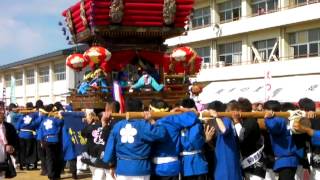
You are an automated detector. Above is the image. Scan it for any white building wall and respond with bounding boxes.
[166,3,320,46]
[0,57,75,106]
[25,85,36,97]
[197,57,320,82]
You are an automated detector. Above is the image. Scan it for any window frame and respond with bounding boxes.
[218,0,241,23]
[4,74,11,87]
[26,69,35,85]
[38,66,50,83]
[195,46,211,64]
[289,28,320,58]
[251,0,279,16]
[218,41,242,66]
[14,72,23,86]
[191,7,211,29]
[54,63,66,81]
[252,38,278,62]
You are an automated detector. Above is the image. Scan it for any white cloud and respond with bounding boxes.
[0,16,46,54]
[0,0,78,17]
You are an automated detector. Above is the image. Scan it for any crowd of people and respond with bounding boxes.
[0,97,320,180]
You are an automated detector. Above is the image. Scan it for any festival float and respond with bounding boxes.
[61,0,202,110]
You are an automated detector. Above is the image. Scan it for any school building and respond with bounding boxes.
[0,46,87,106]
[165,0,320,103]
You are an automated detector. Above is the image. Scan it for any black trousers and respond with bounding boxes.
[69,159,77,176]
[150,175,179,180]
[19,138,37,166]
[37,141,47,173]
[44,142,61,180]
[278,167,296,180]
[182,174,208,180]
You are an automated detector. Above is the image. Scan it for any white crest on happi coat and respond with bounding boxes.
[120,124,137,144]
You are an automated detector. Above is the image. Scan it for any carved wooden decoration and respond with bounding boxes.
[66,9,75,36]
[163,0,176,25]
[110,0,124,24]
[80,0,88,28]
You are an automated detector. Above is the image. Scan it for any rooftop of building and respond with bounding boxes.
[0,45,88,71]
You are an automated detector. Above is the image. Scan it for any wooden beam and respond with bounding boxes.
[111,111,307,120]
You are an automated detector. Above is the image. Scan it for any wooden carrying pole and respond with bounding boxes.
[110,111,307,119]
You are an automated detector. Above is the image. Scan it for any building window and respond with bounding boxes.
[290,0,319,7]
[191,7,211,28]
[195,46,211,63]
[39,66,49,83]
[26,69,34,85]
[218,42,242,66]
[14,72,23,86]
[218,0,241,23]
[251,0,278,16]
[252,38,278,62]
[54,63,66,81]
[4,75,11,87]
[289,28,320,58]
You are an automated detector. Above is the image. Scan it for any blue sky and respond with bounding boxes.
[0,0,79,65]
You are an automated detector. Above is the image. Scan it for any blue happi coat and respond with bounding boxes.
[152,112,198,176]
[38,116,64,143]
[180,120,208,176]
[36,113,46,141]
[312,130,320,146]
[265,116,300,171]
[103,119,167,176]
[61,112,86,161]
[214,117,242,180]
[16,112,41,139]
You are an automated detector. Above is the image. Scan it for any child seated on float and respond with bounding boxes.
[130,70,163,92]
[77,69,108,95]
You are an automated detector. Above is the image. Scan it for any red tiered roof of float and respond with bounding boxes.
[62,0,194,43]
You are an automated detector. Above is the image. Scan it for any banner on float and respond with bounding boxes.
[62,112,87,156]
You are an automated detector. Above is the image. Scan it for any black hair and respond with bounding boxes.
[228,100,237,104]
[105,99,121,113]
[35,100,44,110]
[113,101,120,113]
[125,98,143,112]
[150,99,169,110]
[207,101,226,112]
[226,101,239,112]
[26,102,34,109]
[44,104,54,112]
[54,102,65,111]
[0,101,5,109]
[180,98,196,109]
[105,98,120,112]
[298,98,315,111]
[263,100,281,112]
[281,102,298,111]
[238,98,252,112]
[8,103,17,111]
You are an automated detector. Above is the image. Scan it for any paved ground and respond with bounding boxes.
[13,169,91,180]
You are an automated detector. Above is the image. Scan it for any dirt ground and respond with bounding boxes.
[13,169,91,180]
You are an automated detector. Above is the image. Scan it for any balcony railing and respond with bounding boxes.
[200,54,320,69]
[189,1,320,30]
